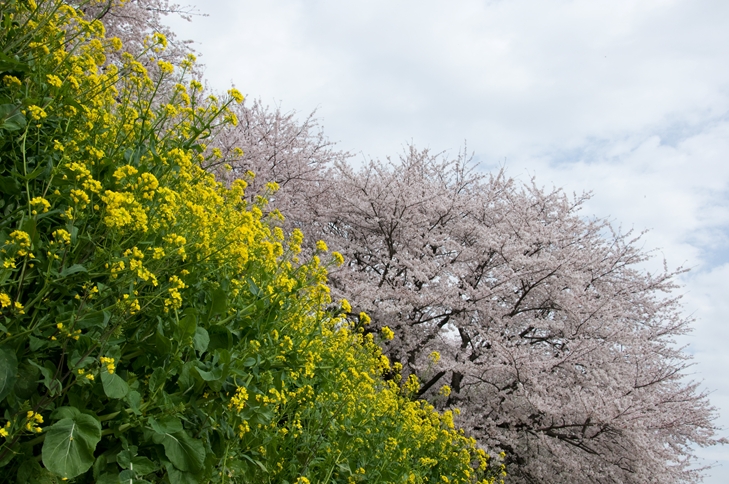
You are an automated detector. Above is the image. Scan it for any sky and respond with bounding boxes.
[167,0,729,479]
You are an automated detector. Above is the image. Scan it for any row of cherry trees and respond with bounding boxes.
[89,1,724,482]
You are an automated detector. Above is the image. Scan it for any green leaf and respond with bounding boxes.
[125,390,142,415]
[29,335,47,352]
[50,407,83,421]
[164,463,199,484]
[178,312,197,337]
[76,310,110,329]
[101,370,129,399]
[158,431,205,472]
[149,415,182,434]
[247,277,261,297]
[96,473,120,484]
[206,326,232,352]
[30,360,61,396]
[60,264,87,277]
[195,366,222,382]
[0,175,21,197]
[0,104,26,132]
[152,329,171,355]
[129,457,157,476]
[193,327,209,353]
[148,367,166,393]
[14,360,40,400]
[41,410,102,479]
[0,345,18,403]
[208,288,227,316]
[16,459,59,484]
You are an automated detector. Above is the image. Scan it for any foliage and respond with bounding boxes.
[0,2,504,483]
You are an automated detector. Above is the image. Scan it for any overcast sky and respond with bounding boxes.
[168,1,729,479]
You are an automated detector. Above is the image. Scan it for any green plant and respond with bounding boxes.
[0,2,504,482]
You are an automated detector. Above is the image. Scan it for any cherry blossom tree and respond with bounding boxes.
[206,99,350,226]
[316,147,723,483]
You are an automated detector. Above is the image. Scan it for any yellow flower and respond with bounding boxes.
[100,356,116,374]
[316,240,328,252]
[360,312,372,326]
[229,386,249,412]
[152,32,168,48]
[0,293,11,308]
[227,88,245,104]
[332,251,345,266]
[2,75,21,88]
[25,412,43,433]
[157,60,174,75]
[70,189,90,208]
[26,105,47,121]
[381,326,394,340]
[429,351,441,363]
[29,197,50,214]
[52,229,71,245]
[46,74,62,88]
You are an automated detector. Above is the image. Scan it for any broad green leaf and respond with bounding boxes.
[247,277,261,297]
[41,411,101,479]
[125,390,142,415]
[130,457,157,476]
[206,326,232,352]
[0,104,26,132]
[16,459,58,484]
[165,463,199,484]
[29,335,48,352]
[14,360,40,400]
[96,473,120,484]
[152,330,171,355]
[30,360,61,396]
[116,448,136,469]
[159,430,205,472]
[101,370,129,399]
[193,327,209,353]
[0,346,18,402]
[60,264,86,277]
[208,288,227,316]
[51,406,83,421]
[149,415,183,435]
[76,310,111,329]
[178,312,197,337]
[130,457,158,476]
[195,366,222,382]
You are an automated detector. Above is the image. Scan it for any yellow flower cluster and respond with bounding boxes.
[165,275,186,311]
[100,357,116,374]
[229,386,249,413]
[0,421,11,438]
[25,411,43,433]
